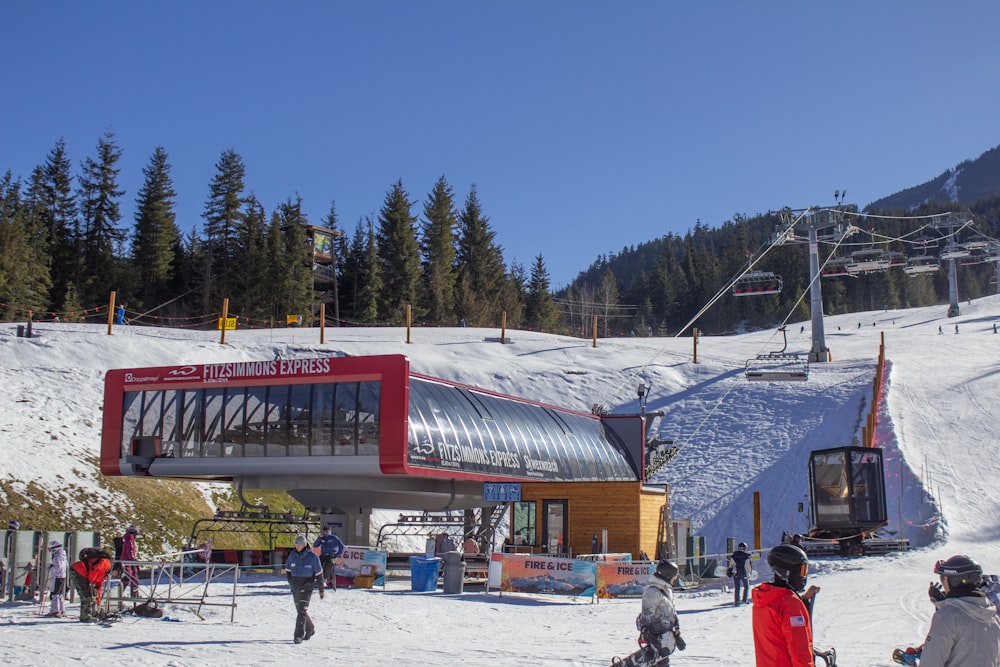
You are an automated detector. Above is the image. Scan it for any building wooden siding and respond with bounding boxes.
[519,481,668,559]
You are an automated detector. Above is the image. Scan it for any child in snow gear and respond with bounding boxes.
[70,548,112,623]
[285,534,324,644]
[313,526,346,591]
[45,541,67,617]
[119,524,140,598]
[915,555,1000,667]
[728,542,752,606]
[751,544,820,667]
[611,560,685,667]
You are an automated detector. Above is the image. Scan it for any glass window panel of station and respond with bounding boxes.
[222,388,248,457]
[412,380,461,453]
[202,388,225,457]
[287,384,313,456]
[357,381,381,455]
[851,450,885,524]
[120,391,143,459]
[334,382,359,455]
[506,400,558,475]
[265,385,290,456]
[179,390,203,457]
[311,383,334,456]
[244,387,268,453]
[158,390,182,458]
[428,382,480,452]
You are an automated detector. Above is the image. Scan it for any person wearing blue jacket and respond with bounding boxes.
[284,535,324,644]
[313,526,346,591]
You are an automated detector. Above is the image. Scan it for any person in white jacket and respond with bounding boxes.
[613,560,686,667]
[919,555,1000,667]
[45,540,67,617]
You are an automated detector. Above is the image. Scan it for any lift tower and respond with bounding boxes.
[776,203,853,362]
[931,214,972,318]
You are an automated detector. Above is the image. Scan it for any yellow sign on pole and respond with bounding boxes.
[217,317,237,331]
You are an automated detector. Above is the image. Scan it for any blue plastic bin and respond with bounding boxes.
[409,556,442,592]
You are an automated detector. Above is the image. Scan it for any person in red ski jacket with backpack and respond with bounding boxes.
[69,547,112,623]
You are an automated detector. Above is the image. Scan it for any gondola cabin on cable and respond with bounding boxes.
[732,271,782,297]
[801,446,905,557]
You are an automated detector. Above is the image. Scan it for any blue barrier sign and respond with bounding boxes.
[483,482,521,502]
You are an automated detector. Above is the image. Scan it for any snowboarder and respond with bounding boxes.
[751,544,820,666]
[120,524,140,598]
[285,535,323,644]
[313,526,345,592]
[45,540,67,617]
[728,542,752,606]
[611,560,686,667]
[910,555,1000,667]
[69,547,112,623]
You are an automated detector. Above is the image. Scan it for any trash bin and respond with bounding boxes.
[442,551,465,594]
[16,325,24,337]
[409,556,442,592]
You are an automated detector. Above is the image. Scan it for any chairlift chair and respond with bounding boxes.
[846,248,891,274]
[939,243,970,260]
[821,257,852,278]
[744,327,809,382]
[733,271,783,297]
[903,255,939,276]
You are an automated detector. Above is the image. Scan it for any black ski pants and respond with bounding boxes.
[288,576,316,640]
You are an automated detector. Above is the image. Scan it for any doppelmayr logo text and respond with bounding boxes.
[124,372,160,383]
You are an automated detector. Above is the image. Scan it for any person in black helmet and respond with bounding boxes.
[917,554,1000,667]
[751,544,817,667]
[728,542,753,606]
[612,560,686,667]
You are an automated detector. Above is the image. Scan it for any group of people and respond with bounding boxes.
[615,542,999,667]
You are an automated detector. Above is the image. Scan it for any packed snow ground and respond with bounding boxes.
[1,295,999,666]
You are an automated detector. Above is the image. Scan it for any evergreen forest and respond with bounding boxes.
[2,135,998,337]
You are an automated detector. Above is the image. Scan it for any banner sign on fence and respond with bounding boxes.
[335,548,387,587]
[496,553,596,598]
[596,560,654,599]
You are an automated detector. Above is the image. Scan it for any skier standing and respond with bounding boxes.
[313,526,345,592]
[120,525,140,598]
[728,542,752,606]
[918,555,1000,667]
[751,544,816,666]
[45,540,67,617]
[612,560,686,667]
[285,535,323,644]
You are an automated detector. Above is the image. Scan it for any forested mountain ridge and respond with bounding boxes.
[564,144,1000,337]
[866,144,1000,212]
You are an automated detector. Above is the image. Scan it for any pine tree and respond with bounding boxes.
[419,176,458,324]
[525,254,558,331]
[201,149,247,310]
[358,217,381,324]
[339,219,367,322]
[132,146,180,311]
[375,180,420,323]
[0,172,52,318]
[31,139,78,310]
[455,184,505,326]
[77,130,125,305]
[321,200,345,326]
[232,195,269,320]
[276,196,315,324]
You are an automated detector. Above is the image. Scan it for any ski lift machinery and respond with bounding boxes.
[744,326,809,381]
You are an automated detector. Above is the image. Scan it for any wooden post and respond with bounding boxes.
[693,327,698,364]
[320,303,326,344]
[107,291,116,336]
[406,304,412,344]
[592,314,598,348]
[753,491,761,552]
[501,311,507,344]
[220,298,229,345]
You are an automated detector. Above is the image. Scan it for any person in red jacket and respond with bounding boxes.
[751,544,817,667]
[69,548,112,623]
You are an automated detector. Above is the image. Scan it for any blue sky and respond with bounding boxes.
[2,2,998,288]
